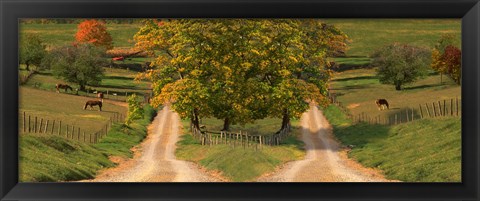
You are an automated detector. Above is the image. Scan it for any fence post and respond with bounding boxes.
[450,98,454,116]
[28,115,31,132]
[51,120,55,134]
[39,118,44,133]
[419,104,423,119]
[456,97,459,116]
[34,116,37,133]
[44,120,49,133]
[72,126,75,138]
[23,112,26,133]
[443,100,446,116]
[58,121,62,135]
[395,114,397,125]
[66,124,69,138]
[438,101,442,116]
[411,108,414,121]
[433,102,437,117]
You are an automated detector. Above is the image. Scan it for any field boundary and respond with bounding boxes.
[20,111,125,143]
[189,124,291,151]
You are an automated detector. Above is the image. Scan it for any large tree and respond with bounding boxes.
[19,33,46,71]
[134,19,341,131]
[372,43,431,90]
[46,44,106,90]
[75,19,113,50]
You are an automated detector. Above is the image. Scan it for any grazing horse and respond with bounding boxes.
[84,100,102,111]
[97,92,104,102]
[56,84,73,93]
[375,99,390,110]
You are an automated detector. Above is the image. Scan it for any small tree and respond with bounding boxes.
[47,44,106,90]
[19,33,46,71]
[431,33,458,84]
[441,45,461,85]
[75,19,113,50]
[372,43,431,90]
[126,94,144,125]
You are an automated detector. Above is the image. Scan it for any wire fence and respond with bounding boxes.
[190,124,291,151]
[329,93,461,126]
[20,111,125,143]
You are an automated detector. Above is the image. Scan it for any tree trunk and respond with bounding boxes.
[280,109,290,131]
[192,108,200,130]
[395,83,402,91]
[222,117,230,131]
[25,63,30,71]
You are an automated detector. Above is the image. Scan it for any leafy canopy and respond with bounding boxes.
[75,19,113,50]
[372,43,431,90]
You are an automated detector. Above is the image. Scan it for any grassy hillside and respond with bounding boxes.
[323,19,461,57]
[322,105,461,182]
[19,87,127,134]
[20,105,156,182]
[330,68,461,123]
[176,118,305,181]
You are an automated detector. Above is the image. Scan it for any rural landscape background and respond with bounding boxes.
[19,19,461,182]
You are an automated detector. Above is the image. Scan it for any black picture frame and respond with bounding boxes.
[1,0,479,200]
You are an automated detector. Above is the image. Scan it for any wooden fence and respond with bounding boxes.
[329,93,461,126]
[21,111,125,143]
[190,124,291,150]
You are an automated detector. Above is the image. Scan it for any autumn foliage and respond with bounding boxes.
[75,19,113,50]
[440,45,461,84]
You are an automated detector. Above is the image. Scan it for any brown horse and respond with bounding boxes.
[84,100,102,111]
[56,83,73,93]
[375,99,390,110]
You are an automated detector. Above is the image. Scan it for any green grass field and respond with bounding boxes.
[330,68,461,123]
[23,67,151,102]
[322,19,461,57]
[20,23,140,48]
[176,118,305,181]
[19,87,127,135]
[322,105,461,182]
[20,105,156,182]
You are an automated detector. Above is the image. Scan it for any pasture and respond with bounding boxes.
[322,19,461,57]
[23,67,151,102]
[176,118,305,181]
[323,105,461,182]
[20,23,140,48]
[329,68,461,123]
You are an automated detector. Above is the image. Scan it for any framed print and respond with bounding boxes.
[1,0,479,200]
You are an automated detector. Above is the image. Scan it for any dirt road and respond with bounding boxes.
[258,105,391,182]
[86,106,218,182]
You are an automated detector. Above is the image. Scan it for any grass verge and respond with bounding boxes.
[322,105,461,182]
[175,119,305,182]
[19,105,156,182]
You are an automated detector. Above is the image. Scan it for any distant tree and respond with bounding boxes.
[431,33,459,84]
[46,44,106,90]
[19,33,46,71]
[441,45,461,85]
[75,19,113,50]
[372,43,431,90]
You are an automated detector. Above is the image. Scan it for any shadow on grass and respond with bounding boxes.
[104,76,134,80]
[404,84,439,91]
[333,76,377,82]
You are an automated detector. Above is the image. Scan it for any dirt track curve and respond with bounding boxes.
[258,105,392,182]
[85,106,219,182]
